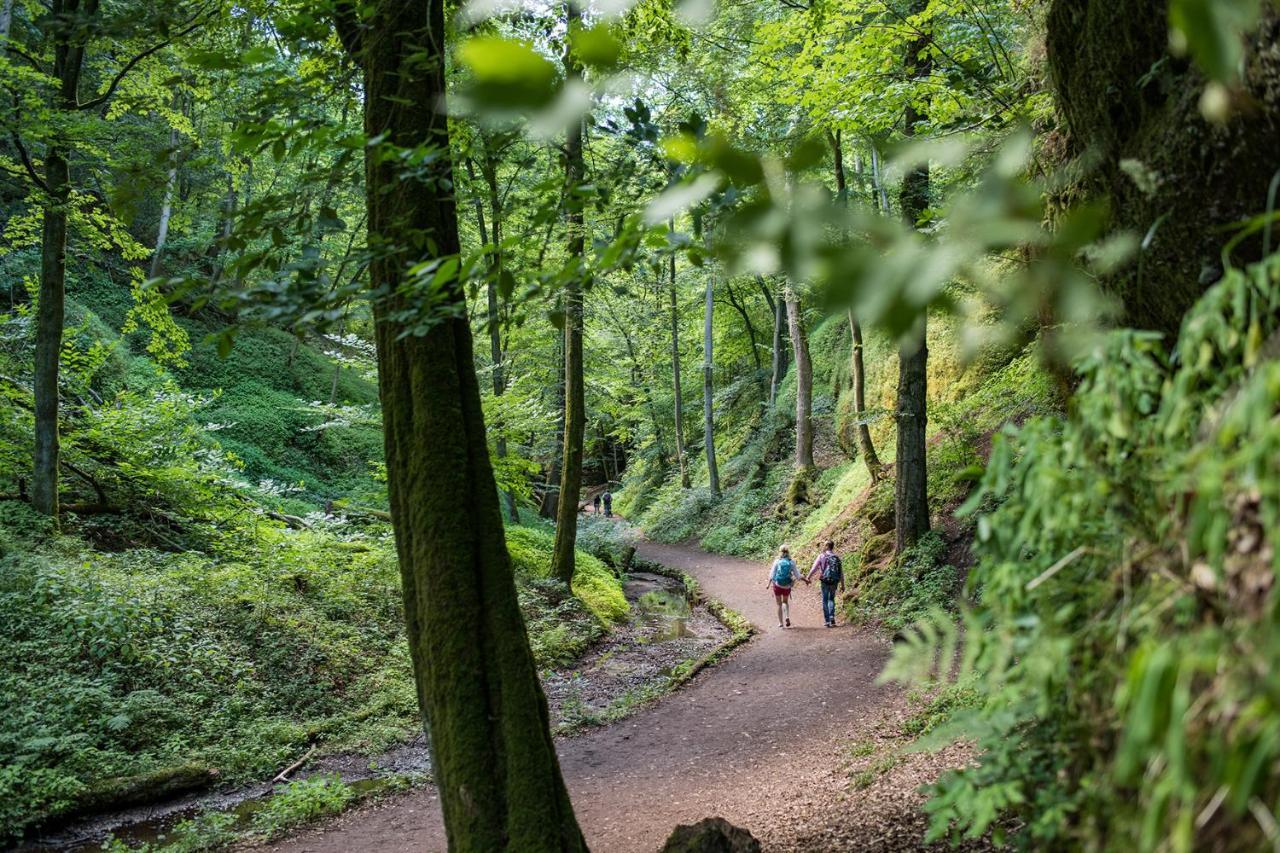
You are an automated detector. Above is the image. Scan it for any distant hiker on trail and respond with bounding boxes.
[766,546,806,628]
[592,493,602,514]
[603,490,613,517]
[805,540,846,628]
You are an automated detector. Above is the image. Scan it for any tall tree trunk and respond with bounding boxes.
[552,0,587,584]
[830,130,883,480]
[33,148,69,517]
[895,0,932,554]
[848,311,882,478]
[703,264,720,497]
[668,233,690,488]
[467,153,520,524]
[723,280,763,379]
[334,3,586,849]
[767,284,788,409]
[871,144,890,214]
[33,0,97,517]
[785,286,814,472]
[540,330,564,518]
[0,0,14,45]
[149,125,180,279]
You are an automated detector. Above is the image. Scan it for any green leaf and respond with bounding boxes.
[457,37,559,111]
[570,24,622,71]
[1169,0,1261,82]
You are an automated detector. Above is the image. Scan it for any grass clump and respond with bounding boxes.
[250,774,355,837]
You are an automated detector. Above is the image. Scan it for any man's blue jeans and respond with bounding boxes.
[821,582,838,625]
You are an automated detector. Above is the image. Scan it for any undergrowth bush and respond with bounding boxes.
[847,531,958,631]
[505,524,629,624]
[885,254,1280,850]
[0,512,627,841]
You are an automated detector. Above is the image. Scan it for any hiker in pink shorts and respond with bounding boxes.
[765,546,806,628]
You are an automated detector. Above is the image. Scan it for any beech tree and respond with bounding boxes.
[333,1,586,847]
[552,0,588,584]
[894,0,932,553]
[785,285,814,473]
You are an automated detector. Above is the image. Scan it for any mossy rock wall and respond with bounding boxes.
[1047,0,1280,333]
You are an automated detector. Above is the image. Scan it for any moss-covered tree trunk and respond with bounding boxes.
[894,0,932,554]
[552,0,587,584]
[703,263,720,497]
[335,3,587,848]
[1046,0,1280,332]
[766,282,788,408]
[32,0,96,517]
[830,129,883,481]
[785,286,814,472]
[669,233,690,488]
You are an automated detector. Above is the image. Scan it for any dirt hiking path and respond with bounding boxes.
[265,539,965,852]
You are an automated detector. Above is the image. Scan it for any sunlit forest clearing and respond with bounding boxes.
[2,0,1280,850]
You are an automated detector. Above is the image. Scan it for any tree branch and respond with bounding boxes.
[75,6,214,111]
[9,130,49,192]
[332,0,363,58]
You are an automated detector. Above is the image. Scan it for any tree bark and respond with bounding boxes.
[785,286,814,471]
[871,144,890,215]
[0,0,13,45]
[552,0,587,584]
[149,125,180,278]
[723,280,763,379]
[829,130,883,480]
[703,264,720,497]
[895,0,932,554]
[669,230,690,488]
[32,0,98,517]
[335,2,586,848]
[848,311,882,479]
[767,283,788,409]
[33,147,69,517]
[467,152,520,524]
[1047,0,1280,332]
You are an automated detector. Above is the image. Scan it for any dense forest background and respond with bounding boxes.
[2,0,1280,849]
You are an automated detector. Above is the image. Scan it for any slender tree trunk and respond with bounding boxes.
[552,0,587,584]
[848,311,882,478]
[149,126,180,278]
[703,264,720,497]
[871,144,890,214]
[1,0,14,45]
[328,316,345,405]
[209,173,235,287]
[669,233,690,488]
[467,154,520,524]
[33,0,97,517]
[485,154,520,525]
[540,330,564,518]
[33,148,69,517]
[334,3,586,848]
[724,280,763,378]
[785,286,814,471]
[768,289,787,409]
[895,0,932,554]
[830,130,883,480]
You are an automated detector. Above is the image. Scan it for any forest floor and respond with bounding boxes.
[257,536,983,852]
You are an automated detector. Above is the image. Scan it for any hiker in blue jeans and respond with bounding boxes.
[805,541,846,627]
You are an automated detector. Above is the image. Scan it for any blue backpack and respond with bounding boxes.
[772,558,795,587]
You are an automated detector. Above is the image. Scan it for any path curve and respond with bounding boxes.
[265,539,899,853]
